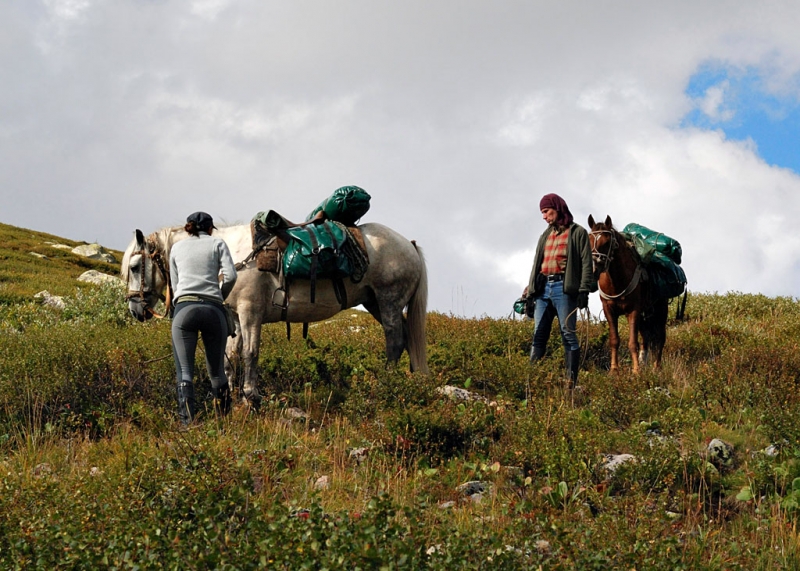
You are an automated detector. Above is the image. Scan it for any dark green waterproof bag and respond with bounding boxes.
[282,221,352,280]
[306,186,371,226]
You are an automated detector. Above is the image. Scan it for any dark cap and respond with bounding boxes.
[186,211,216,231]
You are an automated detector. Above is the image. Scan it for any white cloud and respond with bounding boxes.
[696,80,735,121]
[190,0,233,21]
[3,1,800,317]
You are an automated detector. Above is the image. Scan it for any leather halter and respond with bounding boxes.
[125,234,173,319]
[590,228,642,301]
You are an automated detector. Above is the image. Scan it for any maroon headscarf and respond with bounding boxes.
[539,193,574,227]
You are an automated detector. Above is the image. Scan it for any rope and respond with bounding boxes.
[339,223,369,283]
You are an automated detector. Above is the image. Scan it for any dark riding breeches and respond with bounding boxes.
[171,301,228,390]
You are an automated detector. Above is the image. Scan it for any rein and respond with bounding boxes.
[591,228,643,301]
[126,233,173,319]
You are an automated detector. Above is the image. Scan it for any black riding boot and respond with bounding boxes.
[177,381,196,425]
[565,349,580,389]
[530,345,547,363]
[212,383,232,418]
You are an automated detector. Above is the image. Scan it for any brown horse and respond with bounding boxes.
[588,215,668,373]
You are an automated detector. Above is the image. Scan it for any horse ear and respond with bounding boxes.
[588,215,595,228]
[135,229,145,246]
[604,215,612,228]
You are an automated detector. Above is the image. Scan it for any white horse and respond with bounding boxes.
[121,222,429,404]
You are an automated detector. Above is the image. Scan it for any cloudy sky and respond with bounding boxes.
[2,0,800,317]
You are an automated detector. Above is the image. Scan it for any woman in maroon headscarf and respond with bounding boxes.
[522,193,595,388]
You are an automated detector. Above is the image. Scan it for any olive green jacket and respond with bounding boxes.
[527,222,596,297]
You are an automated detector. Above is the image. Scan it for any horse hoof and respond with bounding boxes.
[243,390,263,410]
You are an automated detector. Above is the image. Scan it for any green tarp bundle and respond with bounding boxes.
[282,220,352,280]
[306,186,371,226]
[622,223,686,300]
[622,223,682,264]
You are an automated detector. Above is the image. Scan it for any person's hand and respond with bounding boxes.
[522,287,529,298]
[576,291,589,309]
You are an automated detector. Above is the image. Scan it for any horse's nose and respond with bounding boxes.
[128,301,147,322]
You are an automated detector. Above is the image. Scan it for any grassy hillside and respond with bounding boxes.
[0,222,123,304]
[1,221,800,569]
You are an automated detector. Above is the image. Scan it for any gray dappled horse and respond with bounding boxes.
[122,222,429,405]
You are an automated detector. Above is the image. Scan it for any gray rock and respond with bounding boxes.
[437,385,489,403]
[600,453,637,477]
[283,407,308,421]
[72,243,117,263]
[77,270,124,286]
[34,290,65,309]
[349,447,370,464]
[30,252,49,260]
[314,475,330,490]
[456,480,488,496]
[707,439,734,468]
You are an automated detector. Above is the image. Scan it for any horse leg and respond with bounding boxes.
[224,320,242,393]
[604,306,621,372]
[628,311,641,374]
[236,303,264,406]
[383,312,406,367]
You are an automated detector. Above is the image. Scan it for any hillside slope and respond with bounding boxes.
[0,221,123,304]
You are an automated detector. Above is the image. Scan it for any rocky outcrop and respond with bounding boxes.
[71,243,117,263]
[77,270,123,286]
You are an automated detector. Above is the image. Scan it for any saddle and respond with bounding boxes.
[246,209,370,339]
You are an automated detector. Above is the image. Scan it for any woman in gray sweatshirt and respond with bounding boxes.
[169,211,237,425]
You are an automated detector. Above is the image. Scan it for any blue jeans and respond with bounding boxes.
[531,280,579,354]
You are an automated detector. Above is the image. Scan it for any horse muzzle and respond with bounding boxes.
[127,295,156,322]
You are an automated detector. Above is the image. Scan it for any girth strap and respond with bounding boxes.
[303,226,320,304]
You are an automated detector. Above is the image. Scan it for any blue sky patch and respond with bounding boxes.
[682,64,800,173]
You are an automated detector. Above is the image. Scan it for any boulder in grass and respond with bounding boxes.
[77,270,123,286]
[34,290,65,309]
[71,243,117,263]
[456,480,488,496]
[600,453,637,478]
[437,385,490,404]
[707,438,734,469]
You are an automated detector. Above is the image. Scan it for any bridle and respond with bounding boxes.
[590,228,617,275]
[125,233,173,319]
[590,227,642,300]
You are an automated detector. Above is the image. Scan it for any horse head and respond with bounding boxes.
[588,214,617,279]
[122,229,171,321]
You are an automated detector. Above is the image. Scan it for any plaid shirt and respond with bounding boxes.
[540,227,570,276]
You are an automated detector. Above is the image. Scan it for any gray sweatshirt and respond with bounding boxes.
[169,232,237,303]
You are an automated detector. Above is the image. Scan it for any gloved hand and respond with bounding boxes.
[576,291,589,309]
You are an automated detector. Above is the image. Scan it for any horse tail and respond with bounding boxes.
[407,241,429,374]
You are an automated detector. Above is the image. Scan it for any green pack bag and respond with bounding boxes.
[282,221,352,280]
[306,186,371,226]
[647,252,687,299]
[622,223,682,265]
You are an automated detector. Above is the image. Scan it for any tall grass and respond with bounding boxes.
[2,255,800,568]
